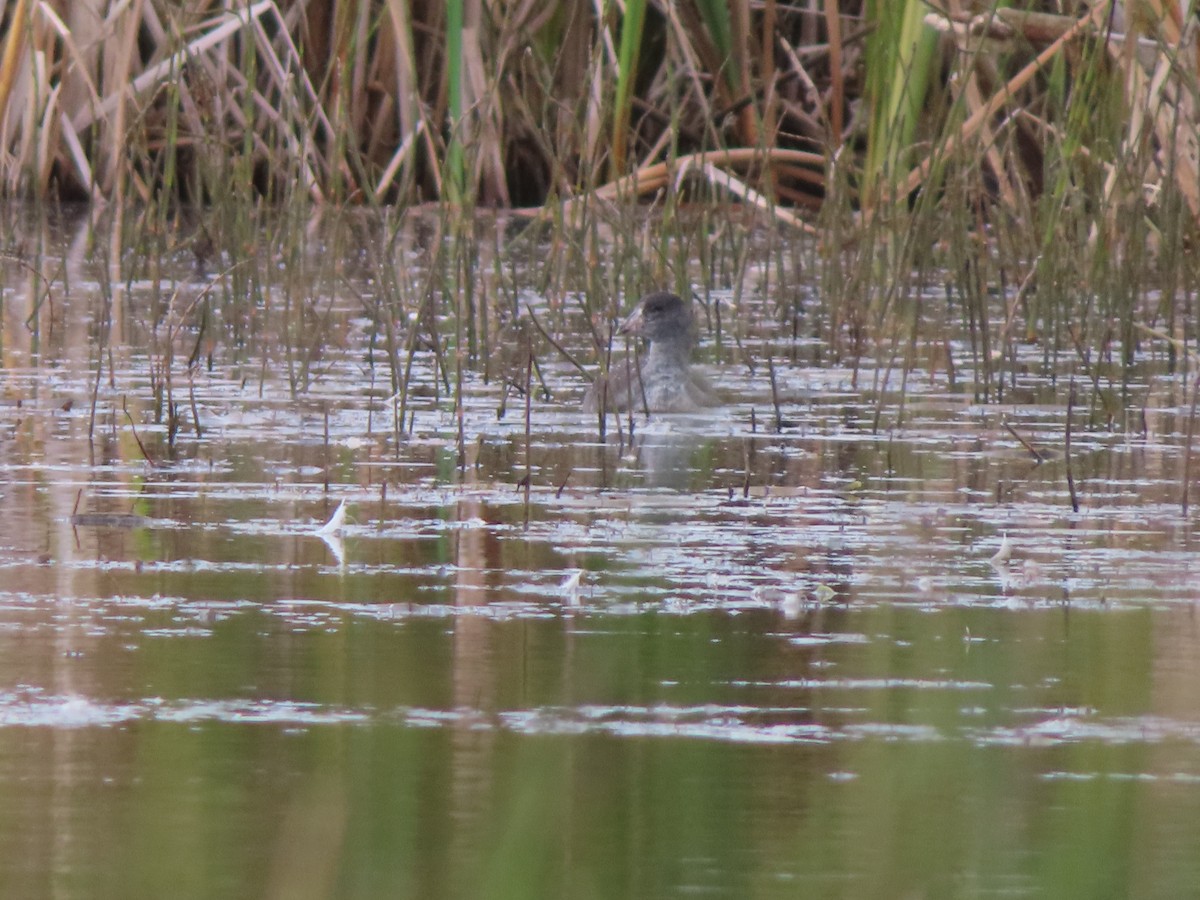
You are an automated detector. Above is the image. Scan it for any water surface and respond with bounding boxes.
[2,209,1199,898]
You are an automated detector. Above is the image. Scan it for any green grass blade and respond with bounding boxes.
[611,0,647,177]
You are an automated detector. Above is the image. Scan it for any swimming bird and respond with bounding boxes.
[582,291,720,414]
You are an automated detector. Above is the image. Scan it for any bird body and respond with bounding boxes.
[582,292,720,414]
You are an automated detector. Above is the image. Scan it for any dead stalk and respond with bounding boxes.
[122,397,156,466]
[1065,377,1079,513]
[1003,419,1045,463]
[523,350,533,527]
[1184,374,1199,516]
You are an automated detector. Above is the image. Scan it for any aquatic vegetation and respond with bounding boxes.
[2,2,1198,506]
[4,9,1200,896]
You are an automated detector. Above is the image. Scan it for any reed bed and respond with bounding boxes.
[3,0,1200,459]
[0,3,1189,220]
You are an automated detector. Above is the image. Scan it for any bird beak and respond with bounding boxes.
[617,305,644,337]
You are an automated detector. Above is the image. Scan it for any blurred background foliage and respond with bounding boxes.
[0,0,1193,229]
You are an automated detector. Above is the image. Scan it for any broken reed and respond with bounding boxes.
[6,2,1200,487]
[0,0,833,206]
[33,175,1200,477]
[3,2,1199,253]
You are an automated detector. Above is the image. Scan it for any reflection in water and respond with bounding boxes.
[628,415,719,490]
[2,209,1200,898]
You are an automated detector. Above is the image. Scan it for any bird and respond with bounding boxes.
[582,291,720,414]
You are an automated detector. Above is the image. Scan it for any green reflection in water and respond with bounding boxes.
[0,606,1196,899]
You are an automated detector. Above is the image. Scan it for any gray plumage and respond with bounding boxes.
[582,292,720,414]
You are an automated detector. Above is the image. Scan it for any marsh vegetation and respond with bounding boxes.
[3,2,1200,897]
[4,1,1197,435]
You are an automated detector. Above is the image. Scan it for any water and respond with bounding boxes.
[2,209,1200,898]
